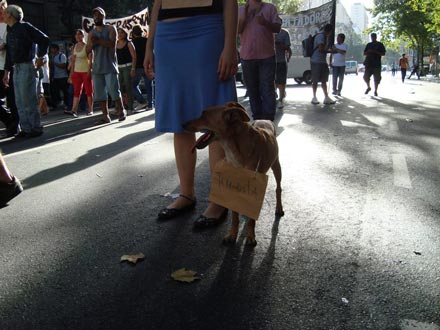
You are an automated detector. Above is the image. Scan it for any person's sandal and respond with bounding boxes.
[193,208,228,229]
[118,110,127,122]
[157,194,196,220]
[64,110,78,118]
[94,117,111,125]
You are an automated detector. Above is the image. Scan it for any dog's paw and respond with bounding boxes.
[244,237,257,247]
[222,234,237,245]
[275,209,285,217]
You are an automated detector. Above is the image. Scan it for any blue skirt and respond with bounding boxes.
[154,14,237,133]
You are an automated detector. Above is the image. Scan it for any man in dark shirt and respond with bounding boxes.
[2,5,49,137]
[131,24,153,111]
[363,32,386,97]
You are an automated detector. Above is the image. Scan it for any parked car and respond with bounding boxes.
[345,60,358,75]
[236,62,244,84]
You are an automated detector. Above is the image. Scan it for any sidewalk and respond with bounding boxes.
[418,74,440,83]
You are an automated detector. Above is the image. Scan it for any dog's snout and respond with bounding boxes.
[183,120,198,132]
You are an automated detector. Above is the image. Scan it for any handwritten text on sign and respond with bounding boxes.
[209,161,268,219]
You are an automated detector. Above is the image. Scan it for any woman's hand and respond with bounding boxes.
[144,49,155,80]
[218,46,238,81]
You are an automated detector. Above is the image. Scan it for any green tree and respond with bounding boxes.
[372,0,438,73]
[237,0,301,15]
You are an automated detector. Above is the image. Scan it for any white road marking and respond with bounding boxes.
[400,319,440,330]
[392,154,412,189]
[3,139,72,159]
[389,120,399,132]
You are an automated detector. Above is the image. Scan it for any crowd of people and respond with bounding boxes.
[0,4,155,138]
[0,0,396,228]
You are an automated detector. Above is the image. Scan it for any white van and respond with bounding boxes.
[287,56,312,84]
[345,61,358,75]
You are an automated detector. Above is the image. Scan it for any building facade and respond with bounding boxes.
[10,0,72,41]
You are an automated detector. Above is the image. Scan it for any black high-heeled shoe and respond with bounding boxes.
[157,194,196,220]
[193,208,228,229]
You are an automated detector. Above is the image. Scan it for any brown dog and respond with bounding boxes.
[183,102,284,246]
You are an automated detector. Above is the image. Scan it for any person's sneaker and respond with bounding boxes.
[14,131,28,138]
[374,91,378,96]
[0,176,23,206]
[277,100,284,108]
[365,87,371,94]
[311,97,319,104]
[323,96,336,104]
[134,103,147,111]
[27,130,43,138]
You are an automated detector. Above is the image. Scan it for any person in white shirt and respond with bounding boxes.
[329,33,347,96]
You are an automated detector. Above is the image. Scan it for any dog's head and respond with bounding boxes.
[183,101,250,151]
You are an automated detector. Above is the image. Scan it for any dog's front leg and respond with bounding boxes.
[223,211,239,245]
[271,158,284,216]
[244,219,257,246]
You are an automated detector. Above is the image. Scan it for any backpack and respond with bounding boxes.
[59,53,70,74]
[302,34,318,57]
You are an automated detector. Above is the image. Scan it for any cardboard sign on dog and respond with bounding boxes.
[209,161,268,219]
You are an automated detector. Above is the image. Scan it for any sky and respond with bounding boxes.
[340,0,375,12]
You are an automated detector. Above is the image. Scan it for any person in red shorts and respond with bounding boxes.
[65,29,94,117]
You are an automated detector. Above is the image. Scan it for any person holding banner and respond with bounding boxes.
[310,23,335,105]
[86,7,126,124]
[144,0,238,227]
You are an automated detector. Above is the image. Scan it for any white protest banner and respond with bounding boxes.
[82,8,149,36]
[280,0,336,56]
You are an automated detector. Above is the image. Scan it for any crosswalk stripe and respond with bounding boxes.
[392,154,412,189]
[400,319,440,330]
[389,120,399,132]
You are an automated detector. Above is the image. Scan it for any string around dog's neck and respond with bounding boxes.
[248,122,261,173]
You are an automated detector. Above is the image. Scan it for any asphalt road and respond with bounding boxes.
[0,73,439,330]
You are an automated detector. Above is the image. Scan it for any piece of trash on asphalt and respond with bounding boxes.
[413,251,422,255]
[161,192,180,199]
[138,174,144,177]
[405,118,413,122]
[372,136,380,139]
[341,298,349,304]
[171,268,200,283]
[96,173,103,178]
[120,253,145,264]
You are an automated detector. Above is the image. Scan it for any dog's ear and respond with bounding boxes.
[223,106,251,123]
[225,101,246,112]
